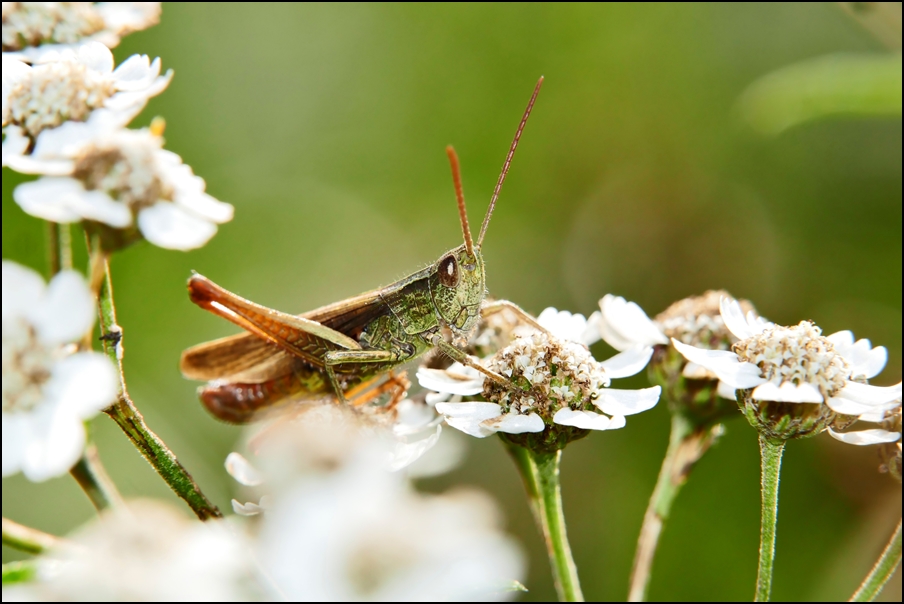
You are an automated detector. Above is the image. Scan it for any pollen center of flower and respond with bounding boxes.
[733,321,850,399]
[2,320,55,413]
[74,140,172,211]
[6,59,115,138]
[483,331,609,419]
[2,2,105,51]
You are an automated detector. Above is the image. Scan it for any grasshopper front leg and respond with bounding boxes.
[430,335,514,389]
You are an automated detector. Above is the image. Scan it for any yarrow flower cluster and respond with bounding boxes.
[3,32,232,251]
[420,307,660,451]
[2,260,117,481]
[2,2,160,61]
[672,297,902,441]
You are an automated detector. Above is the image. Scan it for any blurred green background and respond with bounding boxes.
[3,3,901,601]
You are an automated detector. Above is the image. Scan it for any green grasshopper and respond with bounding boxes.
[181,77,547,423]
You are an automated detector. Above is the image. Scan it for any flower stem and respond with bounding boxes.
[69,441,123,512]
[849,518,902,602]
[88,244,222,520]
[1,518,65,554]
[756,437,785,602]
[628,414,720,601]
[506,443,584,601]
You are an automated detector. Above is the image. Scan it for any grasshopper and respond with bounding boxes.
[181,78,548,423]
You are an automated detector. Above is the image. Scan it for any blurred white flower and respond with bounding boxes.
[421,310,659,438]
[2,260,117,481]
[13,126,233,250]
[672,298,901,415]
[2,41,171,173]
[3,500,258,601]
[257,425,524,601]
[2,2,161,62]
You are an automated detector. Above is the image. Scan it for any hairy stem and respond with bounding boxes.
[850,518,902,602]
[88,244,222,520]
[507,443,584,601]
[628,414,719,601]
[68,441,123,512]
[2,518,66,554]
[756,437,785,602]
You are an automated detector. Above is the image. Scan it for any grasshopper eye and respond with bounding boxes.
[438,254,460,288]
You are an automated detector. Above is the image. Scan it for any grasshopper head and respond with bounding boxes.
[430,244,486,342]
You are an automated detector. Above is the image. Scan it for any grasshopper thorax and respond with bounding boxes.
[429,243,486,343]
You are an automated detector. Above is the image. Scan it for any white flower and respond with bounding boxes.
[595,292,766,400]
[422,330,659,438]
[2,2,161,62]
[258,438,524,601]
[828,403,902,447]
[535,307,601,346]
[2,41,171,173]
[2,260,117,481]
[13,127,233,250]
[4,500,258,601]
[672,297,901,417]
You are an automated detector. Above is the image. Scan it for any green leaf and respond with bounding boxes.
[738,53,902,135]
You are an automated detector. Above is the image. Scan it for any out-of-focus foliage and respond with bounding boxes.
[2,3,900,601]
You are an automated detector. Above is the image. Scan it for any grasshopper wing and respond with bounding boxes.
[183,275,393,378]
[181,331,300,383]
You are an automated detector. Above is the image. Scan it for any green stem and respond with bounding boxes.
[2,561,37,586]
[88,244,222,520]
[46,221,61,276]
[628,414,719,601]
[68,441,123,512]
[1,518,65,554]
[507,443,584,601]
[755,437,785,602]
[850,518,902,602]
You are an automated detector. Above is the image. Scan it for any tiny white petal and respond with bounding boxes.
[22,411,85,482]
[76,42,114,73]
[482,413,544,434]
[175,192,234,224]
[553,408,612,430]
[751,380,823,403]
[827,428,901,446]
[389,424,442,471]
[857,409,888,423]
[597,295,668,351]
[826,395,878,416]
[137,203,218,251]
[671,338,766,389]
[537,308,592,344]
[435,402,502,438]
[44,353,119,418]
[1,126,30,162]
[112,54,155,90]
[417,367,485,396]
[826,330,854,348]
[837,381,902,406]
[716,380,738,400]
[599,346,653,379]
[2,261,46,321]
[232,499,265,516]
[608,414,627,429]
[30,270,95,344]
[13,178,86,223]
[594,386,661,416]
[859,346,888,380]
[682,362,714,379]
[2,412,29,477]
[581,311,603,346]
[225,452,264,487]
[720,297,769,340]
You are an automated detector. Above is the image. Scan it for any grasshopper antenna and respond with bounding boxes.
[476,76,544,248]
[446,145,474,256]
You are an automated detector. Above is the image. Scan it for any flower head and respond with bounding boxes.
[4,500,257,601]
[672,297,901,441]
[421,307,660,452]
[13,126,233,250]
[2,2,161,62]
[2,260,117,481]
[2,41,171,172]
